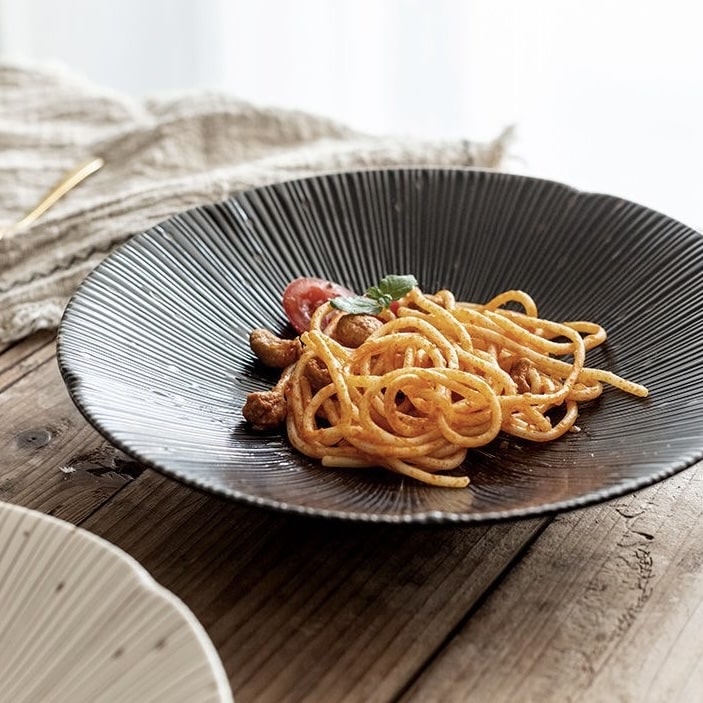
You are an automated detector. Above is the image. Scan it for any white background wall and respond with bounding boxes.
[1,0,702,229]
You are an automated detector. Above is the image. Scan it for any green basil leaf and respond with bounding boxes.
[370,274,417,300]
[366,285,383,301]
[330,274,417,316]
[330,295,384,315]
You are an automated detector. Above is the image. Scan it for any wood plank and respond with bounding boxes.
[78,470,548,703]
[0,353,145,522]
[0,330,55,390]
[401,461,703,703]
[0,341,569,702]
[0,338,552,702]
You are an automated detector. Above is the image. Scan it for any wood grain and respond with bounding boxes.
[401,461,703,703]
[0,331,55,390]
[1,340,550,703]
[78,469,548,703]
[5,339,701,703]
[0,344,144,523]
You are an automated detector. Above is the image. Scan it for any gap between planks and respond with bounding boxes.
[400,462,703,703]
[0,331,57,392]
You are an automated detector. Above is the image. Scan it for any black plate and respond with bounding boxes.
[57,168,703,522]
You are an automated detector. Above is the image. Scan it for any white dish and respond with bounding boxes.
[0,501,233,703]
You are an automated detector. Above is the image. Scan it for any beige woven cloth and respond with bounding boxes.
[0,61,512,343]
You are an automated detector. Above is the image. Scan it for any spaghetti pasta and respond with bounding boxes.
[249,285,648,489]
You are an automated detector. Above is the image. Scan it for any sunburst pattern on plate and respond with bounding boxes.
[57,168,703,522]
[0,502,233,702]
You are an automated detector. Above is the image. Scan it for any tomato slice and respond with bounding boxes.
[282,277,355,333]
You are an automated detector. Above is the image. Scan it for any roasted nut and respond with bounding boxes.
[242,390,287,430]
[304,357,332,390]
[249,328,301,368]
[510,358,536,394]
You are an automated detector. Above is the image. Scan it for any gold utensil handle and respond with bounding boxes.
[0,156,104,240]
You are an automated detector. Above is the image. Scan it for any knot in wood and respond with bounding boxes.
[16,428,53,449]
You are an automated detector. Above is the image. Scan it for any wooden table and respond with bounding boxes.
[3,330,703,703]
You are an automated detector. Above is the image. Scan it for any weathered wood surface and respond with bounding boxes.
[0,338,141,523]
[1,333,702,703]
[402,466,703,703]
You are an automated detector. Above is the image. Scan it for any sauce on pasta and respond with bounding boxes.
[243,281,648,489]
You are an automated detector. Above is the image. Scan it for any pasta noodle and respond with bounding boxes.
[274,287,648,489]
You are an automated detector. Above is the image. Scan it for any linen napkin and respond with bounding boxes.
[0,61,512,343]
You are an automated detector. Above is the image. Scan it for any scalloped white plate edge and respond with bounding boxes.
[0,500,234,703]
